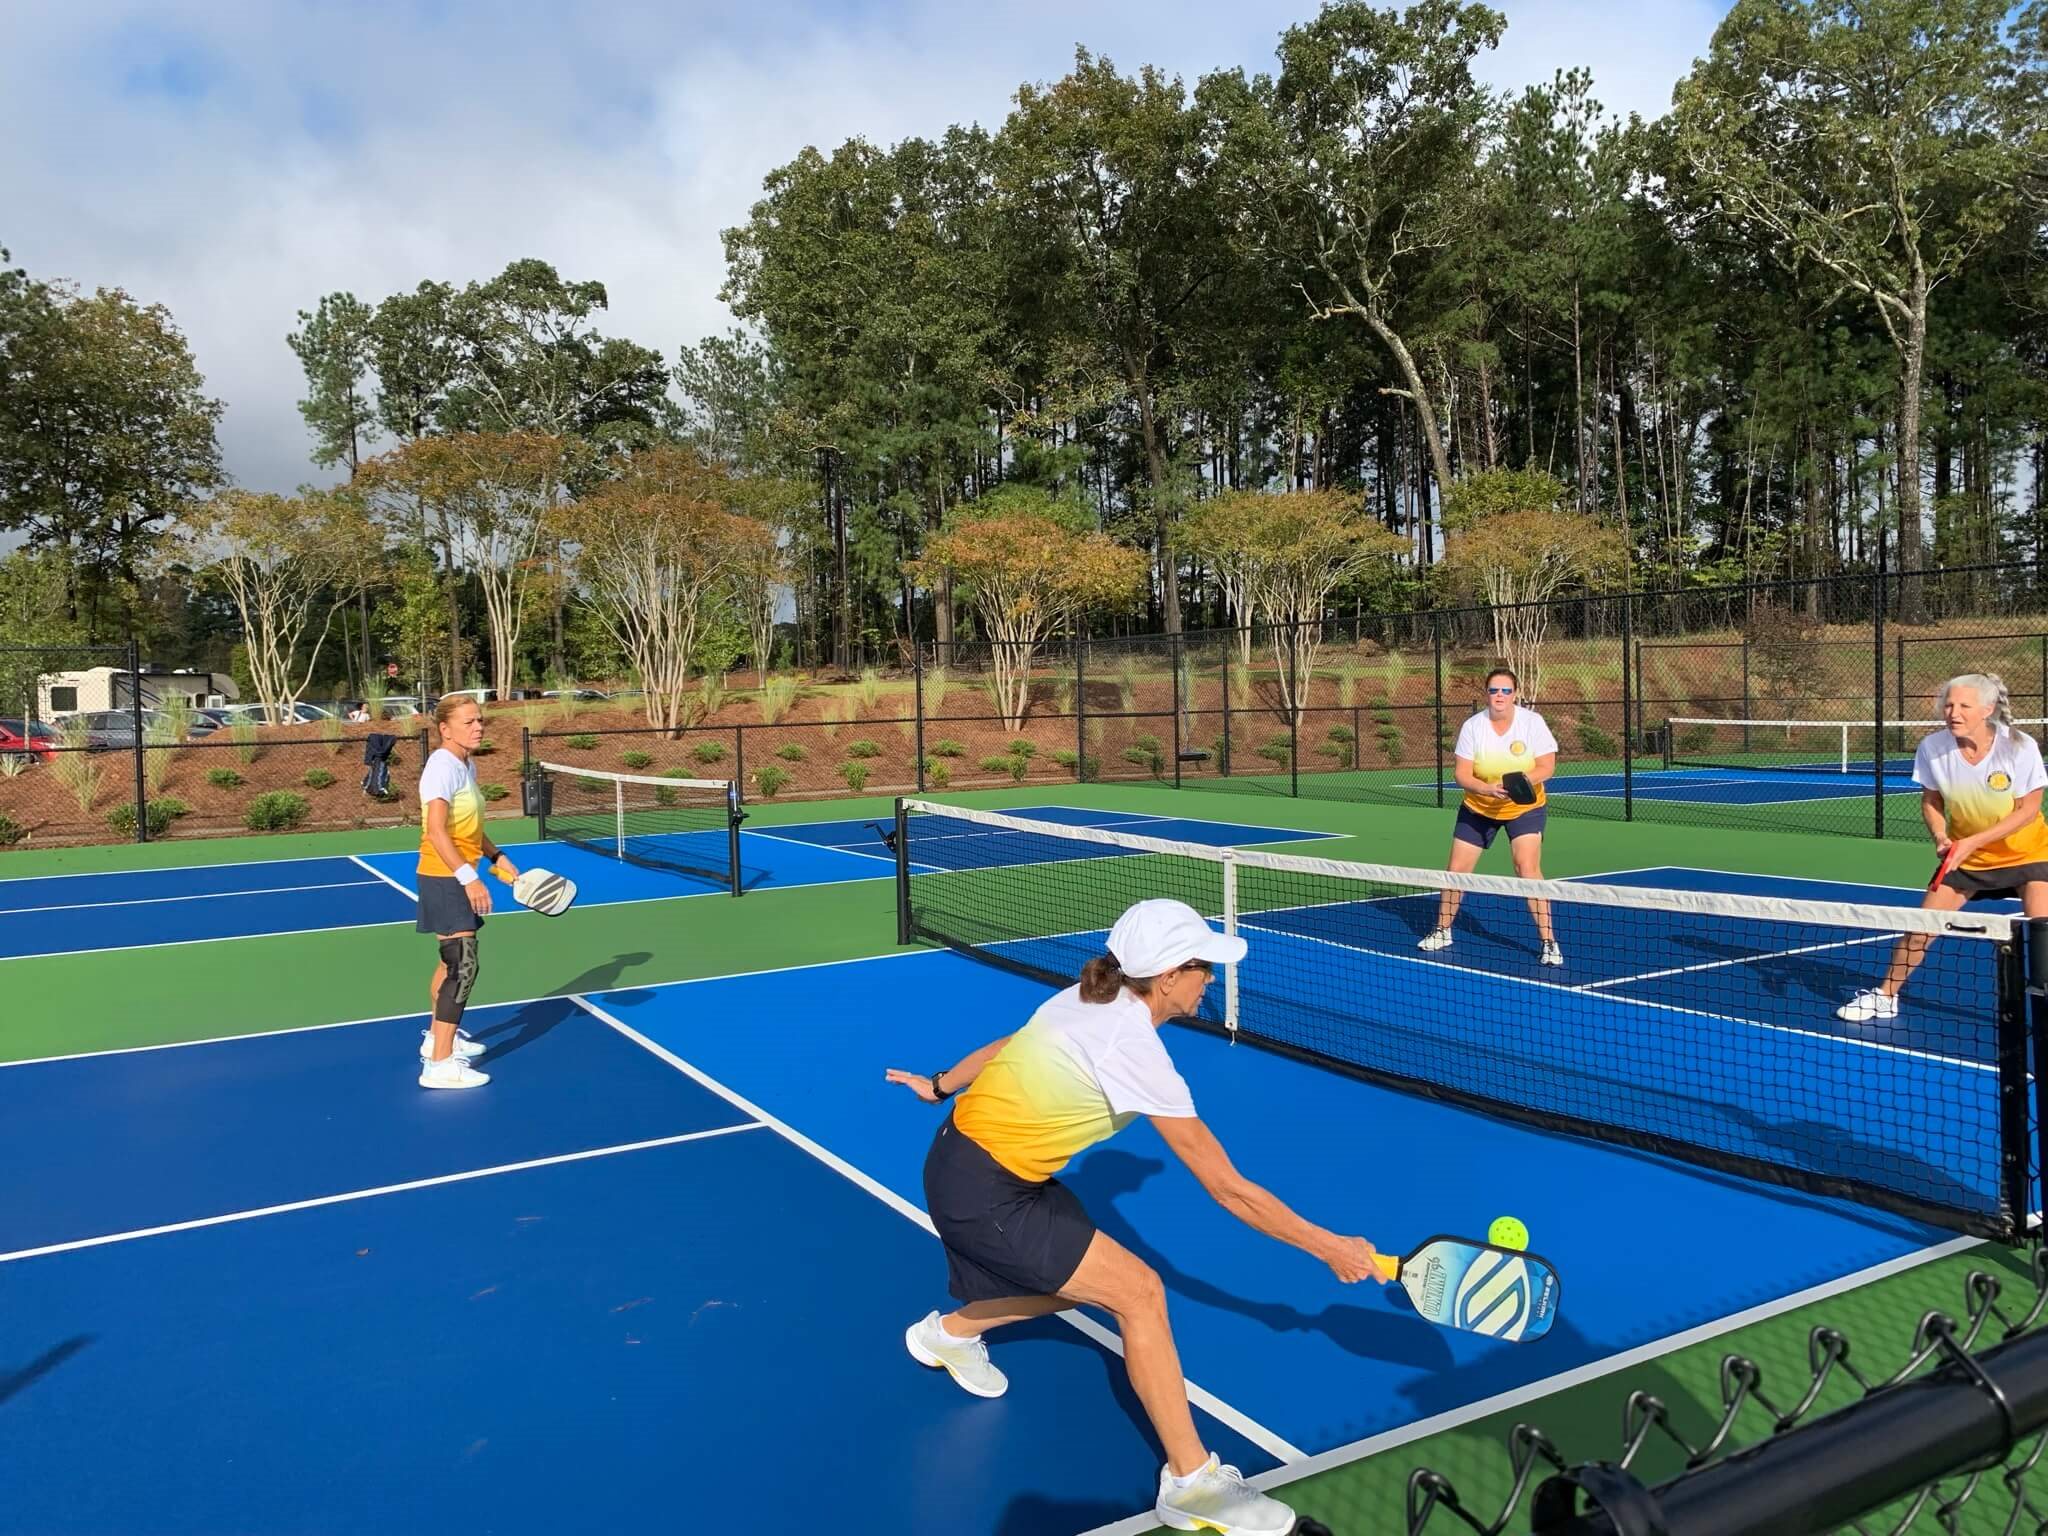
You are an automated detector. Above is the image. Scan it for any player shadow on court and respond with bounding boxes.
[1062,1149,1457,1372]
[0,1335,92,1407]
[472,952,653,1062]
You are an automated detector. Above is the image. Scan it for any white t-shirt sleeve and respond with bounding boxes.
[1453,714,1483,762]
[418,752,464,806]
[1911,734,1942,792]
[2008,732,2048,796]
[1096,1020,1197,1120]
[1522,711,1559,756]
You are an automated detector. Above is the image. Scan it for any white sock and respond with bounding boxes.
[1167,1456,1214,1488]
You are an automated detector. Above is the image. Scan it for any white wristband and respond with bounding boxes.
[454,865,479,887]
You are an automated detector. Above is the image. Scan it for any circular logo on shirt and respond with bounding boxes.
[1509,741,1528,756]
[1990,770,2012,791]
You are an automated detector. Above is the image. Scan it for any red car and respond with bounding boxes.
[0,718,59,764]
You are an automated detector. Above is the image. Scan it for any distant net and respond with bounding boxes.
[534,761,744,896]
[892,799,2038,1239]
[1664,718,2048,777]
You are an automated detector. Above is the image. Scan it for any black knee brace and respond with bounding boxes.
[436,934,480,1025]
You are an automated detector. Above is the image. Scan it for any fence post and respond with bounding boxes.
[1621,589,1634,822]
[128,636,147,843]
[913,650,926,793]
[735,726,746,802]
[1219,637,1232,777]
[1874,531,1888,839]
[1075,637,1088,784]
[1895,632,1906,726]
[1741,632,1752,752]
[1289,621,1300,799]
[1432,611,1446,809]
[1171,635,1184,791]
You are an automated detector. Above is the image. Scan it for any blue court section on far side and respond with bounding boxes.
[0,806,1330,962]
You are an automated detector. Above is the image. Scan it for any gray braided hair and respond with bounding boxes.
[1937,673,2014,730]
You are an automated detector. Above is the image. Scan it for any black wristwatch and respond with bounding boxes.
[930,1068,956,1102]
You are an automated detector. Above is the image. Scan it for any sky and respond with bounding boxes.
[2,0,1727,498]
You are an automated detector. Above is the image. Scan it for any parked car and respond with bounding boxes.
[541,688,610,702]
[62,709,171,750]
[0,718,59,764]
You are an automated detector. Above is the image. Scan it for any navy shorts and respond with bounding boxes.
[923,1117,1096,1303]
[1942,861,2048,902]
[1453,804,1546,850]
[416,873,484,934]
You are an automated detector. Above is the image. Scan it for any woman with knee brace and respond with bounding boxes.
[416,695,518,1090]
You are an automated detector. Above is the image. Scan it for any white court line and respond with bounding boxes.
[742,826,901,867]
[349,854,417,900]
[568,992,1309,1468]
[1578,933,1893,990]
[0,1122,766,1265]
[0,848,387,883]
[0,878,383,917]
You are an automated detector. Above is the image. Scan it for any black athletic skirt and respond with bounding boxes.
[416,873,484,934]
[922,1117,1096,1304]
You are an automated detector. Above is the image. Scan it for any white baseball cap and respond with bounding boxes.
[1106,898,1247,978]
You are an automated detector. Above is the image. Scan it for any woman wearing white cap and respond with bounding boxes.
[886,898,1383,1536]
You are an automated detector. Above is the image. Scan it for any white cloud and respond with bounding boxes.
[3,0,1720,497]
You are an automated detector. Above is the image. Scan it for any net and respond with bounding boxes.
[893,799,2038,1239]
[1665,718,2048,777]
[534,761,745,896]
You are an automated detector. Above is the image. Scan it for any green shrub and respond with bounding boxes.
[302,768,337,789]
[1053,748,1099,779]
[1123,744,1164,775]
[1373,709,1394,727]
[108,798,189,838]
[207,767,244,789]
[1676,724,1714,755]
[690,740,727,764]
[1008,738,1037,760]
[776,743,807,762]
[654,786,677,806]
[1377,725,1405,762]
[1327,724,1356,743]
[245,791,310,831]
[1315,741,1354,769]
[472,740,496,755]
[980,753,1017,775]
[566,733,599,750]
[753,764,791,797]
[621,751,653,770]
[925,759,951,789]
[847,739,881,759]
[480,783,509,802]
[1576,717,1616,757]
[931,739,964,758]
[840,761,870,792]
[1257,740,1291,765]
[0,813,20,845]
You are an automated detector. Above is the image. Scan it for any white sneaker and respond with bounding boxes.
[904,1311,1006,1398]
[1418,927,1453,952]
[418,1054,490,1090]
[1541,941,1563,967]
[419,1029,484,1062]
[1156,1454,1295,1535]
[1837,989,1900,1022]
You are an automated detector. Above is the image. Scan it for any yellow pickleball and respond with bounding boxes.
[1488,1215,1528,1251]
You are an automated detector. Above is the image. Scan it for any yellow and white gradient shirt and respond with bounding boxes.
[416,748,487,877]
[1913,727,2048,870]
[1455,706,1559,821]
[951,985,1197,1183]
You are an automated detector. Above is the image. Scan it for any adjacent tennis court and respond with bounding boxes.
[1,780,2016,1533]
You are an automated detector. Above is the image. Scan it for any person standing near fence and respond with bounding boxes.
[1418,666,1562,965]
[1838,673,2048,1022]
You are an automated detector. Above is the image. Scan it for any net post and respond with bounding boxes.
[913,648,926,793]
[128,636,147,843]
[1221,850,1238,1040]
[2002,921,2044,1238]
[726,782,743,898]
[1432,610,1446,809]
[613,775,625,860]
[894,797,913,945]
[1289,621,1300,799]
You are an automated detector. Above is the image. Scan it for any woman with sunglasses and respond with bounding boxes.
[885,898,1382,1536]
[1418,666,1562,965]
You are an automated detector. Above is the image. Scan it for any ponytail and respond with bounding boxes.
[1078,951,1154,1003]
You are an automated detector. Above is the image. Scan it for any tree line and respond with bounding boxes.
[4,0,2046,723]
